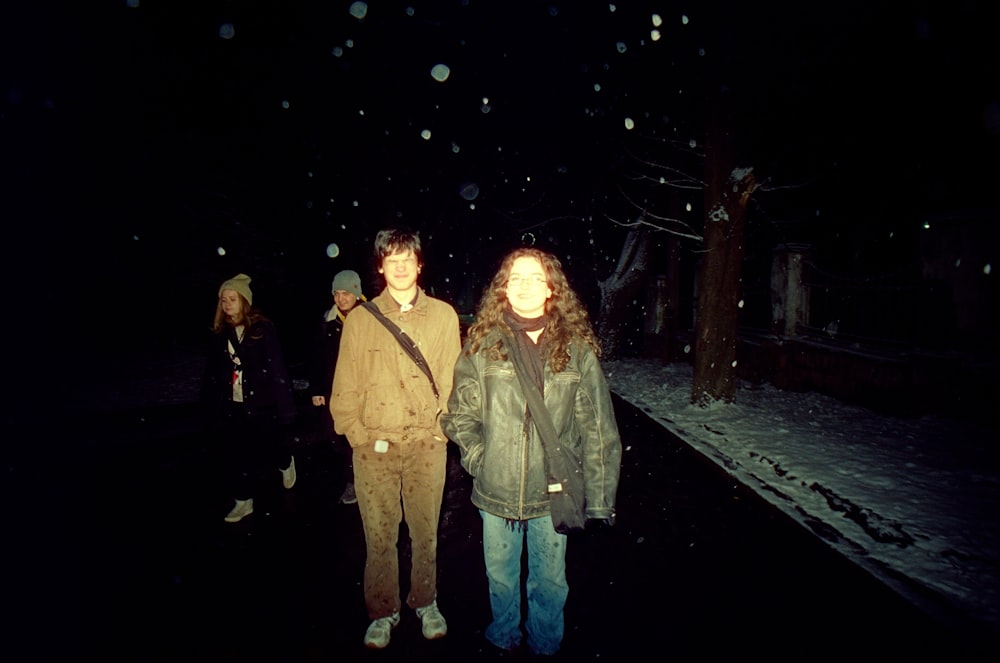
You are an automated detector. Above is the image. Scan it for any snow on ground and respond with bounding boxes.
[602,358,1000,635]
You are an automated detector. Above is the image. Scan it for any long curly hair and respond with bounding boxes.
[465,247,600,372]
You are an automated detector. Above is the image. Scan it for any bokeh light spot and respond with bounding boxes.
[459,182,480,201]
[349,2,368,20]
[430,64,451,82]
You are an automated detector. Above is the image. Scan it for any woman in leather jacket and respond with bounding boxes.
[442,248,622,657]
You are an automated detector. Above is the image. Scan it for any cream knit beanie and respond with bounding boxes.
[219,273,253,305]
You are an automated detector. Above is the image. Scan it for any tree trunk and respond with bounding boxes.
[596,227,652,358]
[691,165,757,406]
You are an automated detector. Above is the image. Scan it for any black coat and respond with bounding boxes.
[309,309,345,401]
[201,318,297,427]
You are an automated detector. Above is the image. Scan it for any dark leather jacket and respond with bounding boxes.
[442,330,621,521]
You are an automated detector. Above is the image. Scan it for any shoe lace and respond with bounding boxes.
[417,602,441,620]
[375,613,398,628]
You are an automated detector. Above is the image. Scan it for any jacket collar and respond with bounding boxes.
[373,287,427,316]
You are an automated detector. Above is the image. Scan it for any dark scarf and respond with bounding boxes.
[503,306,548,394]
[503,306,552,528]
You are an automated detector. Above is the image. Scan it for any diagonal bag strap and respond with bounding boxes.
[507,334,588,535]
[361,301,439,400]
[505,335,564,488]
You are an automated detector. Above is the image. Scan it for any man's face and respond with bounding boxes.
[333,290,358,312]
[378,249,420,292]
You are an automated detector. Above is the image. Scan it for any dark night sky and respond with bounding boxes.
[3,1,998,367]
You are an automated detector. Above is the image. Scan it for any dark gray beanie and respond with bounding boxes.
[332,270,362,297]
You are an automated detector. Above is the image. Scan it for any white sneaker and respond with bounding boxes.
[363,612,400,649]
[415,600,447,640]
[280,456,296,489]
[224,498,253,523]
[338,482,357,505]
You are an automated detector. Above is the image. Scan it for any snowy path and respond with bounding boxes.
[603,358,1000,639]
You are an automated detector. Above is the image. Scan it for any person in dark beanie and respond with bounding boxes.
[200,273,298,523]
[308,269,365,505]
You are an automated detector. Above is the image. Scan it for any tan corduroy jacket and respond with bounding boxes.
[330,287,461,448]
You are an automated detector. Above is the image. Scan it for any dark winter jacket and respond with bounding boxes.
[308,297,367,402]
[309,308,346,402]
[201,318,297,427]
[441,330,622,522]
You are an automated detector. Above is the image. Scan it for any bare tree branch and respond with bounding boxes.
[610,185,704,241]
[605,213,703,242]
[515,215,588,234]
[621,170,704,191]
[623,146,705,188]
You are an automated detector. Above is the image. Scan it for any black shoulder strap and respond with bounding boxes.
[506,337,557,447]
[505,336,562,484]
[361,301,439,400]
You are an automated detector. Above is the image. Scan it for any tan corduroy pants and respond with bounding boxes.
[353,435,447,618]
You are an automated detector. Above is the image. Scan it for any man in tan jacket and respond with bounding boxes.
[330,228,461,650]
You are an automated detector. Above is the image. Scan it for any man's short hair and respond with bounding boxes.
[374,228,422,265]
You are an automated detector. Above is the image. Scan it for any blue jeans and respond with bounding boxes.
[480,510,569,655]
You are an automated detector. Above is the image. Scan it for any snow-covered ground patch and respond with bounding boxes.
[603,358,1000,634]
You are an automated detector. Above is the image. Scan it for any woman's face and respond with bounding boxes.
[505,256,552,319]
[220,289,243,320]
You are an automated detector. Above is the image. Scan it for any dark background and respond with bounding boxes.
[12,390,996,659]
[3,3,999,656]
[4,1,998,385]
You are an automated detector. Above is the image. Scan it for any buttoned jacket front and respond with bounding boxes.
[331,288,461,448]
[442,330,621,522]
[201,319,297,426]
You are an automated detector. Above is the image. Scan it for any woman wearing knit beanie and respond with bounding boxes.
[201,273,299,523]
